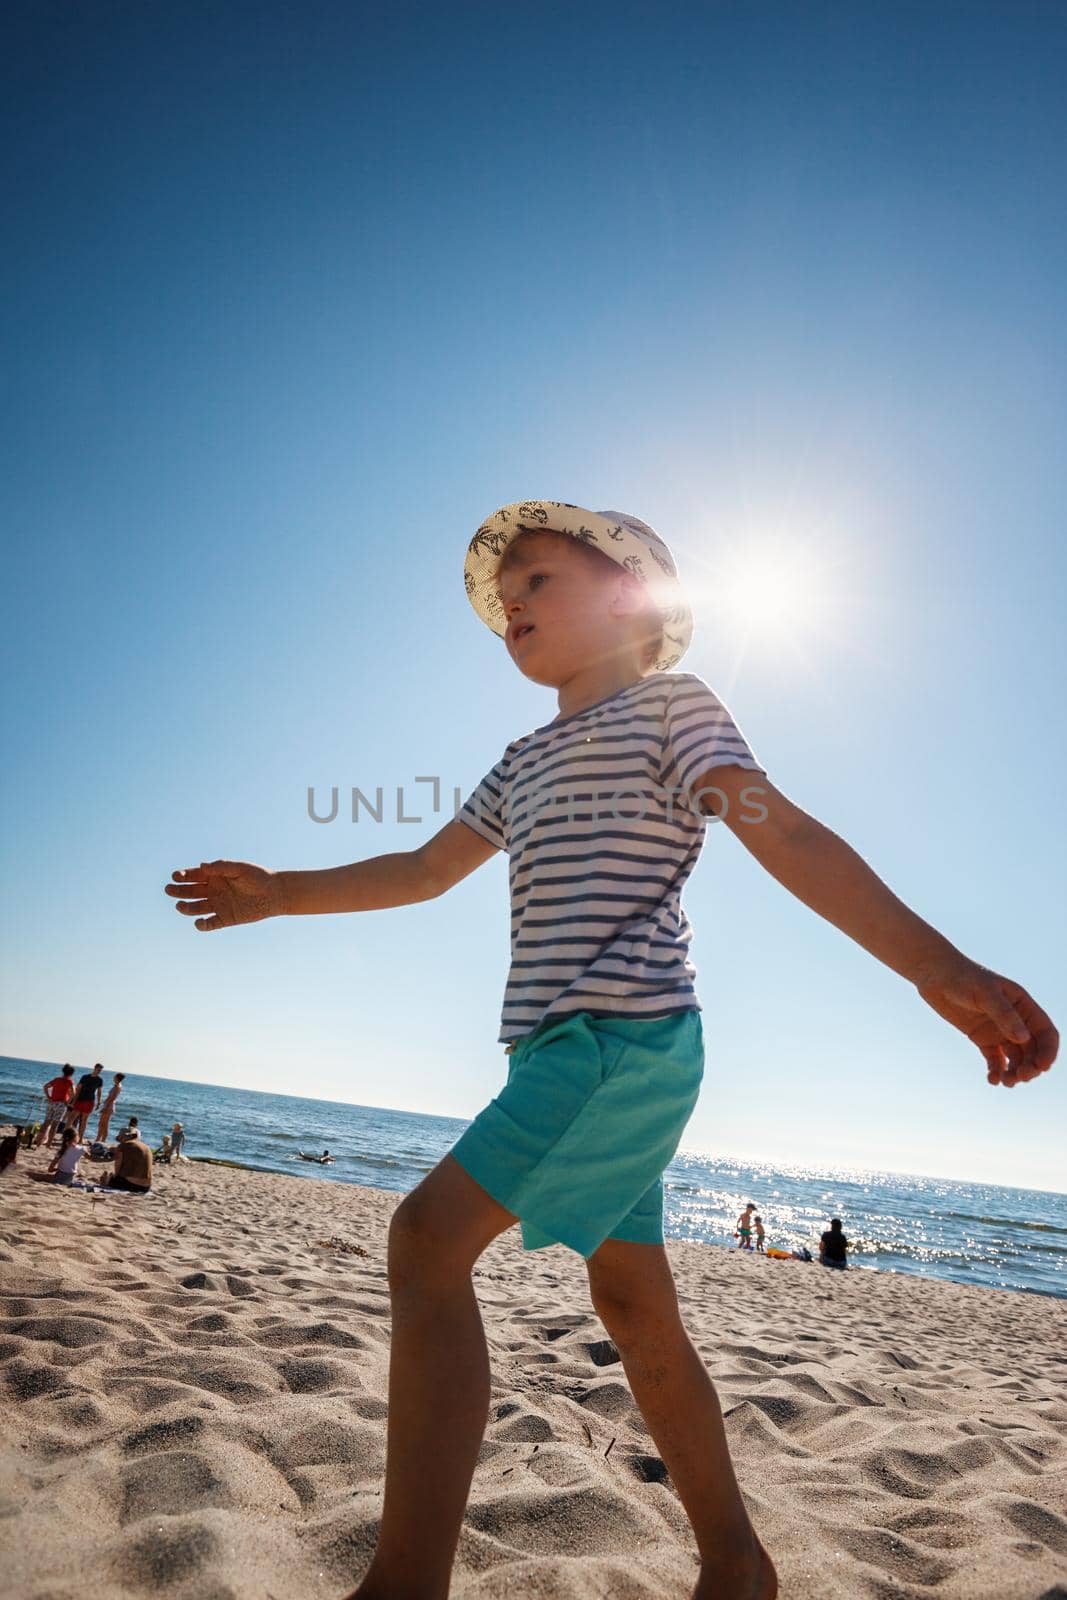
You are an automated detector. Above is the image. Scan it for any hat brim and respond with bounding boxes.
[464,500,693,672]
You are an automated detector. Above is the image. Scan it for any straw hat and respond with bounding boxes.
[464,500,693,672]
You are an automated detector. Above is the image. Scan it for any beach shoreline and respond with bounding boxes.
[2,1148,1065,1599]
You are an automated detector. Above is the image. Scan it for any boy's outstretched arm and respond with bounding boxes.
[702,768,1058,1089]
[164,817,497,932]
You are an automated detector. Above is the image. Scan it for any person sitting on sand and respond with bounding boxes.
[754,1215,766,1253]
[102,1128,153,1193]
[155,1133,172,1161]
[94,1072,126,1143]
[69,1064,105,1142]
[0,1128,23,1174]
[820,1217,849,1270]
[37,1064,76,1148]
[27,1127,87,1186]
[736,1203,756,1249]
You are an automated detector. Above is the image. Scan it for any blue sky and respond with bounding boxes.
[3,1,1064,1191]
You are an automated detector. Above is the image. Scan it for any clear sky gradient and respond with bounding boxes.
[3,2,1065,1190]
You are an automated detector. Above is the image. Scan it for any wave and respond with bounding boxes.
[942,1211,1067,1236]
[848,1239,1067,1270]
[278,1150,430,1173]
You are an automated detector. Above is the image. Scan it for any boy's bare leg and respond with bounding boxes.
[587,1239,777,1600]
[348,1156,517,1600]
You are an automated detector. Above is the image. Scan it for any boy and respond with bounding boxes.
[166,500,1056,1600]
[736,1202,756,1249]
[754,1216,766,1254]
[37,1063,76,1147]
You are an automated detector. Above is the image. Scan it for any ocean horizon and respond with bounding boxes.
[3,1054,1064,1300]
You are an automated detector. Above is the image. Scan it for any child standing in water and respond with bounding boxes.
[736,1202,756,1249]
[167,500,1057,1600]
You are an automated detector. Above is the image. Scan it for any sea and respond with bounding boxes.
[2,1055,1064,1300]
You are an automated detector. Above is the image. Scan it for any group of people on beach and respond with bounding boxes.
[0,1064,189,1196]
[38,1063,124,1144]
[735,1201,849,1268]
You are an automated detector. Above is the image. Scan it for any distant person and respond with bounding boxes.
[37,1065,76,1147]
[0,1128,23,1174]
[820,1218,849,1271]
[95,1072,126,1143]
[70,1064,105,1141]
[104,1128,153,1193]
[155,1134,172,1162]
[754,1215,766,1254]
[28,1127,87,1186]
[735,1203,756,1249]
[170,1122,186,1161]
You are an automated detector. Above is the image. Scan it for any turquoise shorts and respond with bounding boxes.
[449,1009,704,1259]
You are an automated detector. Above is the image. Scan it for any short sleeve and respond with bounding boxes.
[661,674,765,809]
[459,753,509,852]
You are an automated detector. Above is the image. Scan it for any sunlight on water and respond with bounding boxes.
[2,1060,1063,1298]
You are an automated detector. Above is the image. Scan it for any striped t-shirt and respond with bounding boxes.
[459,672,766,1044]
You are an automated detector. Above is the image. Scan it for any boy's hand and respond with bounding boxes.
[914,958,1058,1087]
[164,861,287,932]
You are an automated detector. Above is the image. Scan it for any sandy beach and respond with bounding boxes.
[2,1148,1065,1600]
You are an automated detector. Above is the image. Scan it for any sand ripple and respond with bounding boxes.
[2,1152,1065,1598]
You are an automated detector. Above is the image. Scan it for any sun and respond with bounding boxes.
[724,560,797,628]
[717,547,818,633]
[687,525,852,654]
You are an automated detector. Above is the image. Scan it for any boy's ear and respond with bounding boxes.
[608,569,646,618]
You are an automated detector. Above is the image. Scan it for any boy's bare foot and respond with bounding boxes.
[692,1539,777,1599]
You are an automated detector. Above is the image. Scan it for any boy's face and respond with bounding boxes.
[498,533,643,686]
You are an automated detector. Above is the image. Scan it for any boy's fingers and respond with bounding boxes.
[168,872,209,896]
[985,1041,1042,1088]
[1012,988,1059,1071]
[175,899,212,916]
[170,865,243,883]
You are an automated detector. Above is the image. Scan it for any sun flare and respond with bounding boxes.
[725,561,797,628]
